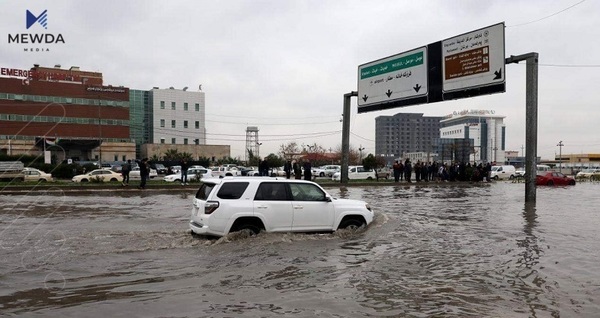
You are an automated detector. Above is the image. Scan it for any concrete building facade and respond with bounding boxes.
[440,109,506,164]
[150,87,206,146]
[0,64,135,163]
[375,113,443,162]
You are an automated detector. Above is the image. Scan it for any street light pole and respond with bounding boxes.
[557,141,563,173]
[358,145,365,164]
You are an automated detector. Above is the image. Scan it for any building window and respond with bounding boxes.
[184,102,188,111]
[171,120,176,128]
[184,120,188,129]
[171,102,176,110]
[160,101,165,109]
[160,138,165,144]
[195,103,200,111]
[184,138,188,145]
[114,155,118,161]
[195,121,199,129]
[122,155,126,161]
[194,139,199,145]
[171,138,176,144]
[160,119,165,127]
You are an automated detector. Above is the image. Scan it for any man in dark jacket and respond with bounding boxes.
[303,160,312,181]
[284,160,292,179]
[138,158,149,189]
[180,159,189,185]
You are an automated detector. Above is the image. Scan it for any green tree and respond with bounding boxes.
[265,153,284,168]
[163,149,180,161]
[197,156,211,168]
[362,153,378,171]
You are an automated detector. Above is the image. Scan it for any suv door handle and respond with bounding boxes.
[256,205,268,209]
[293,205,303,210]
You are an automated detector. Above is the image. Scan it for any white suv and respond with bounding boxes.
[190,177,374,237]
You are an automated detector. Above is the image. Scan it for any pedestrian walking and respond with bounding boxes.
[284,160,292,179]
[392,160,401,182]
[259,159,269,176]
[293,160,302,179]
[121,159,131,186]
[180,159,189,185]
[138,158,149,189]
[303,160,312,181]
[404,158,412,183]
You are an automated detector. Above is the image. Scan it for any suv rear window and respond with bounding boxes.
[195,183,216,200]
[216,182,249,199]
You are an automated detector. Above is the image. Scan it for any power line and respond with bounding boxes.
[205,119,341,126]
[507,0,586,27]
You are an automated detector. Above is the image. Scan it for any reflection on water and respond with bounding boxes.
[1,183,599,317]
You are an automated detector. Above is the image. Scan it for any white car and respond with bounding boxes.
[164,168,213,183]
[314,165,340,177]
[129,166,158,179]
[210,166,242,177]
[331,166,376,181]
[576,168,600,178]
[22,168,54,182]
[72,169,123,183]
[189,177,374,237]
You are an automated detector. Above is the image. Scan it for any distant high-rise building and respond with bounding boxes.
[375,113,443,161]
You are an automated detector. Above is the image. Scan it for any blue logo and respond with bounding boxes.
[26,10,48,29]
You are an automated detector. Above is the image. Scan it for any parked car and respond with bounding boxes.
[536,172,576,186]
[22,168,54,182]
[129,166,158,179]
[164,167,213,183]
[72,169,123,183]
[321,165,341,177]
[515,164,552,178]
[210,166,242,177]
[152,163,168,174]
[169,165,182,174]
[189,177,374,237]
[331,166,376,181]
[490,165,517,180]
[376,167,391,179]
[576,168,600,179]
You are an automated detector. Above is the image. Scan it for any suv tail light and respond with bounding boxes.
[205,201,219,214]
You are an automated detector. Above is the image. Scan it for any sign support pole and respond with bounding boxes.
[341,91,357,184]
[506,53,539,203]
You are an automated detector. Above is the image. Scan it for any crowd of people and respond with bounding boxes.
[392,159,494,183]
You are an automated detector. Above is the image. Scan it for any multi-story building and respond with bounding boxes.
[375,113,443,163]
[0,64,135,163]
[439,109,506,164]
[137,87,230,161]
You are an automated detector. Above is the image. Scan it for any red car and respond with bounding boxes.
[536,172,576,186]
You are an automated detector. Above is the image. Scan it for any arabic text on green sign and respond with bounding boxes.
[360,52,423,80]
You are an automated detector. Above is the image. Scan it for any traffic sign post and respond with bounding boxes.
[357,22,505,113]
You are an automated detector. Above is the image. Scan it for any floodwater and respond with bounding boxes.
[0,182,599,317]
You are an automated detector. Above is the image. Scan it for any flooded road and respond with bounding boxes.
[1,183,599,317]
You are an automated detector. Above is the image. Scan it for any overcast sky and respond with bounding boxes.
[1,0,598,160]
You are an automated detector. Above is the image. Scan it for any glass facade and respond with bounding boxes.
[129,89,150,158]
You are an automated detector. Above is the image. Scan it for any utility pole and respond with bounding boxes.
[506,52,539,203]
[341,91,357,183]
[557,141,564,173]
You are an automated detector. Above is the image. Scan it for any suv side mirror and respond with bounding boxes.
[325,196,333,202]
